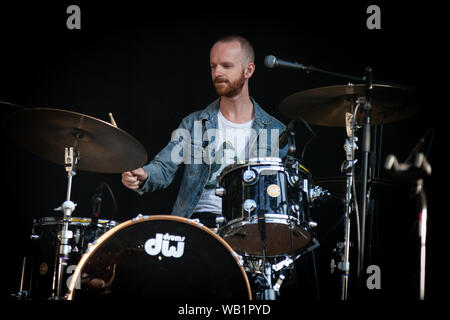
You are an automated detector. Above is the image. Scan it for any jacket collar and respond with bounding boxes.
[199,97,273,127]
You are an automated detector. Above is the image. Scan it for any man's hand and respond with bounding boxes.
[121,168,148,190]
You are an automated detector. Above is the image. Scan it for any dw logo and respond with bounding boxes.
[145,233,185,258]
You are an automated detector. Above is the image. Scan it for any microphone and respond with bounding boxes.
[264,55,306,70]
[91,183,104,224]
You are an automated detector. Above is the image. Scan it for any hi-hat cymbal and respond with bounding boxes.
[6,108,148,173]
[0,101,27,128]
[279,84,418,126]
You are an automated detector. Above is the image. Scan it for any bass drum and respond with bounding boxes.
[67,215,252,301]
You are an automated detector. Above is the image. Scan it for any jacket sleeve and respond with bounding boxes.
[135,116,192,195]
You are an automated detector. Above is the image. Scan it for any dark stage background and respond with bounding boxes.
[0,2,444,303]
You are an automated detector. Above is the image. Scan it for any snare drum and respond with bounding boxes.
[25,216,118,299]
[67,215,252,301]
[216,157,313,257]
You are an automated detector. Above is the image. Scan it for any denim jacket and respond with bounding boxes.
[137,97,288,218]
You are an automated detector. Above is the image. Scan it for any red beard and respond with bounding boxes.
[213,72,246,98]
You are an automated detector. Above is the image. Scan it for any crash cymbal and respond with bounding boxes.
[314,176,408,200]
[279,84,418,126]
[6,108,148,173]
[0,101,27,128]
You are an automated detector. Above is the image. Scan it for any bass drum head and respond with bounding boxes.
[67,215,251,301]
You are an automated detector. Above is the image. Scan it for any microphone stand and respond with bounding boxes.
[288,63,379,299]
[359,67,374,286]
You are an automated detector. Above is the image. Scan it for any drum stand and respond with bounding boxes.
[52,147,79,299]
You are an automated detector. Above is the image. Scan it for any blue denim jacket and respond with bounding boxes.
[137,97,288,218]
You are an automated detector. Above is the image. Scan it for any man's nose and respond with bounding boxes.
[212,65,225,77]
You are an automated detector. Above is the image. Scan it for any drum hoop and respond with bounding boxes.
[34,216,118,227]
[67,214,252,300]
[218,163,286,183]
[221,214,300,233]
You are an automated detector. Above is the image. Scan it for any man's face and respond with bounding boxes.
[210,41,247,98]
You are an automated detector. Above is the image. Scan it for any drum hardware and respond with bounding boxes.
[216,157,315,258]
[51,146,79,299]
[276,60,419,299]
[5,108,148,173]
[17,216,118,300]
[6,107,147,300]
[214,215,227,227]
[214,187,226,197]
[67,215,253,300]
[242,237,320,300]
[336,97,362,300]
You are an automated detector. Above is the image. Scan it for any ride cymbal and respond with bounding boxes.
[0,100,27,128]
[279,84,418,126]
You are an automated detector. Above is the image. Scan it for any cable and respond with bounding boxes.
[97,181,119,220]
[351,104,362,281]
[298,116,317,163]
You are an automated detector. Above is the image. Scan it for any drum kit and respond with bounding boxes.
[3,76,428,301]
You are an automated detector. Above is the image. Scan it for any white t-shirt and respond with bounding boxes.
[194,111,253,214]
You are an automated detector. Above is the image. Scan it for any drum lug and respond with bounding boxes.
[289,174,300,186]
[242,169,257,183]
[215,187,226,197]
[243,199,257,212]
[215,215,227,226]
[74,229,81,244]
[308,221,318,228]
[30,234,40,241]
[86,241,97,253]
[289,204,300,214]
[132,214,148,221]
[231,252,244,267]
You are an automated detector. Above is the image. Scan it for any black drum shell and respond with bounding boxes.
[67,215,252,301]
[217,159,313,257]
[25,217,118,300]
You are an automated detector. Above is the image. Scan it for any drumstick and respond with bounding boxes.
[108,112,118,127]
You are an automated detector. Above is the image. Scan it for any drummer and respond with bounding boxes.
[121,35,288,228]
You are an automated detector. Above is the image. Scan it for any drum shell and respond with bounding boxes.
[67,215,252,301]
[25,217,117,299]
[217,158,313,257]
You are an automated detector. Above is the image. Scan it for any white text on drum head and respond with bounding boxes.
[145,233,185,258]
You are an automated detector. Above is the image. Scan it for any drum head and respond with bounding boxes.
[68,215,251,301]
[221,215,312,257]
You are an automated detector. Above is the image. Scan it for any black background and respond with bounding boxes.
[0,1,445,304]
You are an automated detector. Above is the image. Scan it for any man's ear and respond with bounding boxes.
[245,62,255,79]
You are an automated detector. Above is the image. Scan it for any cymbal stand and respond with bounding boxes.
[52,147,79,299]
[359,67,374,285]
[337,105,360,300]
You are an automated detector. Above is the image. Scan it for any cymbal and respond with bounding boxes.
[279,84,418,126]
[0,101,27,128]
[314,176,408,200]
[6,108,148,173]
